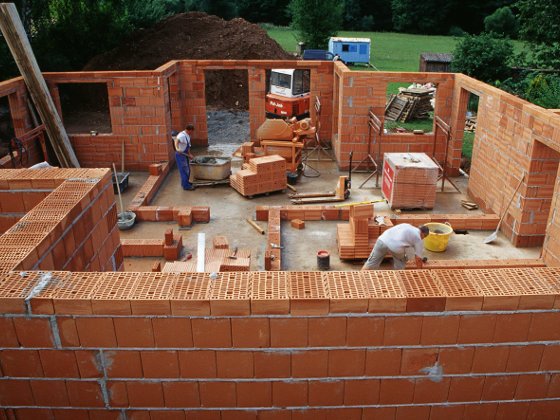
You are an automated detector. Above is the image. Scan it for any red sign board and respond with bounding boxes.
[382,161,394,202]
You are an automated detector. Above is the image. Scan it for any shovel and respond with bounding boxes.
[484,175,525,244]
[227,247,238,259]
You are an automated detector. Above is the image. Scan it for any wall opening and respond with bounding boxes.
[462,92,479,173]
[0,95,15,159]
[204,70,249,154]
[58,83,112,134]
[384,82,436,134]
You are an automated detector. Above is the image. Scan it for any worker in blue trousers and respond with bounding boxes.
[174,124,196,190]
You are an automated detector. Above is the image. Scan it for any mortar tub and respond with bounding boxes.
[424,222,453,252]
[190,156,232,180]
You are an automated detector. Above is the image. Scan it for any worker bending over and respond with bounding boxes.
[175,124,195,191]
[362,223,429,270]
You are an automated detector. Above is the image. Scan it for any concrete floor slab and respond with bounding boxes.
[119,150,541,272]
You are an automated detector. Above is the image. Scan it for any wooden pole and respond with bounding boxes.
[0,3,80,168]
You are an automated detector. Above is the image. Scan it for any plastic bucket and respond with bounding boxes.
[424,222,453,252]
[317,250,330,270]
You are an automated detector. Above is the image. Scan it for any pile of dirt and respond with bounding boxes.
[83,12,294,110]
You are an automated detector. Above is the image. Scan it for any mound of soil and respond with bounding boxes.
[83,12,294,110]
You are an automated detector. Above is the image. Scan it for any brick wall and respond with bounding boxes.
[0,269,559,418]
[454,74,560,254]
[0,168,121,273]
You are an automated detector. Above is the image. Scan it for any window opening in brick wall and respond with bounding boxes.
[204,69,249,151]
[0,95,15,159]
[58,83,112,134]
[384,82,436,134]
[462,92,479,174]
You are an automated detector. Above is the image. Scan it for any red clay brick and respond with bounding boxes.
[527,400,560,420]
[495,402,530,420]
[420,315,459,345]
[395,405,431,420]
[528,312,560,341]
[0,318,19,347]
[346,317,384,346]
[0,379,34,406]
[75,317,117,348]
[113,317,155,347]
[270,318,307,347]
[506,344,544,372]
[308,317,346,346]
[457,314,497,344]
[308,380,344,406]
[448,376,484,402]
[75,350,103,378]
[515,373,551,399]
[272,381,308,407]
[0,349,44,377]
[66,380,105,407]
[328,349,366,377]
[383,316,422,345]
[343,379,380,405]
[39,350,79,378]
[493,312,531,342]
[199,381,236,408]
[105,350,143,378]
[162,381,200,407]
[481,375,519,401]
[141,350,180,378]
[541,344,560,370]
[106,381,128,407]
[292,350,328,378]
[237,381,272,407]
[126,381,165,407]
[191,318,232,347]
[30,379,69,406]
[378,378,415,404]
[178,350,217,378]
[12,317,54,347]
[231,318,270,348]
[437,347,474,374]
[216,351,253,378]
[254,351,290,378]
[400,348,438,375]
[151,318,193,348]
[428,405,465,420]
[472,346,509,373]
[365,348,402,376]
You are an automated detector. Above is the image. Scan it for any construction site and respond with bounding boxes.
[1,4,560,420]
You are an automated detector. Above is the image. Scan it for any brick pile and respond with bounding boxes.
[338,204,393,259]
[230,155,286,197]
[382,153,438,209]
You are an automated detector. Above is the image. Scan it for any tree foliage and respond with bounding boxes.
[484,6,518,38]
[236,0,291,26]
[288,0,342,49]
[451,33,514,83]
[391,0,453,34]
[516,0,560,69]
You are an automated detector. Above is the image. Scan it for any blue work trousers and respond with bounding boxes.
[175,151,192,189]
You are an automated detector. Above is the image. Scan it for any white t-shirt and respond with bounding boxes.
[176,131,191,153]
[378,223,423,258]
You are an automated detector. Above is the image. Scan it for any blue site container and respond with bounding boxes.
[328,37,371,65]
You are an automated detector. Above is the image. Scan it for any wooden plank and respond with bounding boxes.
[196,232,206,273]
[0,4,80,168]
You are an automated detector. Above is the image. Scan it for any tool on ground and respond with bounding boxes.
[287,184,297,192]
[289,151,353,205]
[112,163,124,214]
[270,243,283,249]
[335,199,387,207]
[246,218,265,235]
[461,199,478,210]
[484,175,525,244]
[227,247,238,259]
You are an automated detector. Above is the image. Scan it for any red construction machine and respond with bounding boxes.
[265,69,310,120]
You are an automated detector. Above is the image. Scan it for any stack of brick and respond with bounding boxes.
[337,204,393,259]
[163,228,183,260]
[382,153,438,209]
[230,155,286,197]
[265,209,281,271]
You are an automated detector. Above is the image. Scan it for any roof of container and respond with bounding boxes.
[330,37,370,43]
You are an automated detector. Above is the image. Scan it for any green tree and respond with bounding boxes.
[124,0,186,29]
[288,0,342,49]
[189,0,237,19]
[451,33,514,83]
[236,0,290,25]
[516,0,560,69]
[484,6,519,38]
[361,0,391,31]
[391,0,453,34]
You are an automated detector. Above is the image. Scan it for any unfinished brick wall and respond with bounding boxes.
[0,168,122,272]
[0,269,559,418]
[454,74,560,253]
[333,66,457,172]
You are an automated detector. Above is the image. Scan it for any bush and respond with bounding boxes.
[451,33,514,83]
[496,71,560,109]
[288,0,342,49]
[484,6,519,38]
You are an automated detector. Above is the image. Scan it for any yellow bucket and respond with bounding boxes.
[424,222,453,252]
